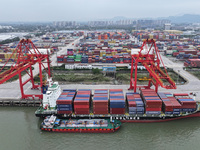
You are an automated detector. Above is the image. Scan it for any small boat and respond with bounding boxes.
[40,115,121,133]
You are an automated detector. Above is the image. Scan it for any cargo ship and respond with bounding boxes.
[41,115,121,133]
[35,81,200,123]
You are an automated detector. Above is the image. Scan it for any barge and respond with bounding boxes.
[41,115,121,133]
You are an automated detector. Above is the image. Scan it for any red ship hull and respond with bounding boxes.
[41,126,120,133]
[121,111,200,123]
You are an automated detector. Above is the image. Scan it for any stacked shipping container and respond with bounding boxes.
[126,92,145,114]
[174,93,197,113]
[158,92,182,114]
[56,89,76,114]
[74,89,91,114]
[93,89,109,114]
[140,89,162,115]
[109,89,125,114]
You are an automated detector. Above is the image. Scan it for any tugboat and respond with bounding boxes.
[40,115,121,133]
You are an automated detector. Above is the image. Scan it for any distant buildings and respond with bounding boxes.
[52,19,171,30]
[164,23,171,30]
[88,19,170,29]
[0,25,13,30]
[53,21,77,27]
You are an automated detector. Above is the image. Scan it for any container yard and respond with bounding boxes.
[56,31,135,64]
[0,31,84,64]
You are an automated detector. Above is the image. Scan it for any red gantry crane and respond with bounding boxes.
[129,39,176,93]
[0,39,51,99]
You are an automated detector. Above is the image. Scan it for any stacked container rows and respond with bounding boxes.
[54,89,197,115]
[174,93,197,113]
[126,92,145,114]
[56,89,76,114]
[158,92,182,114]
[93,89,109,114]
[109,89,125,114]
[140,89,162,115]
[74,89,91,114]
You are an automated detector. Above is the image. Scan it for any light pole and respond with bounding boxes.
[177,70,180,85]
[55,49,58,66]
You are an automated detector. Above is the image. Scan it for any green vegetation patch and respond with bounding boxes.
[53,73,111,83]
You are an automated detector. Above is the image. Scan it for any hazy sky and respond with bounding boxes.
[1,0,200,22]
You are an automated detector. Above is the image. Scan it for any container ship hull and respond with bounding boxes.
[35,108,200,123]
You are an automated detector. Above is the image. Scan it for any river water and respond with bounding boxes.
[1,107,200,150]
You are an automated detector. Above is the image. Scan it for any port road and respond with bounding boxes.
[159,54,200,100]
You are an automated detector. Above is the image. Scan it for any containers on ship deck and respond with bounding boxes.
[174,93,197,113]
[74,89,91,114]
[126,92,144,115]
[158,92,182,115]
[140,89,162,115]
[93,89,109,114]
[109,89,125,114]
[56,89,76,114]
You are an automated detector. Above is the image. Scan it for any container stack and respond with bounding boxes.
[126,92,145,114]
[140,89,162,115]
[106,56,113,63]
[66,55,74,63]
[74,89,91,114]
[56,89,76,114]
[123,54,131,63]
[184,59,200,67]
[113,55,120,63]
[81,55,88,63]
[174,93,197,113]
[57,56,64,63]
[158,92,182,115]
[109,89,125,114]
[93,89,109,114]
[67,49,74,55]
[75,55,82,63]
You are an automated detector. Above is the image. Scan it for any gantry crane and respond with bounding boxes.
[129,39,176,92]
[0,39,51,99]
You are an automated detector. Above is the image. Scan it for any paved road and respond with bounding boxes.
[159,54,200,100]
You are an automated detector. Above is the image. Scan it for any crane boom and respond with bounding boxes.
[129,39,176,92]
[0,39,51,99]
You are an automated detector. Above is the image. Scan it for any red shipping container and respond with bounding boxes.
[75,111,90,114]
[110,108,125,114]
[93,95,108,97]
[146,104,162,108]
[93,104,108,108]
[56,100,72,105]
[109,89,123,92]
[74,105,89,109]
[146,108,162,111]
[57,110,72,114]
[173,93,189,96]
[74,101,89,105]
[93,111,108,114]
[61,93,69,95]
[128,101,136,107]
[145,100,162,105]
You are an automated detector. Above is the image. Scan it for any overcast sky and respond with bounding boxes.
[1,0,200,22]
